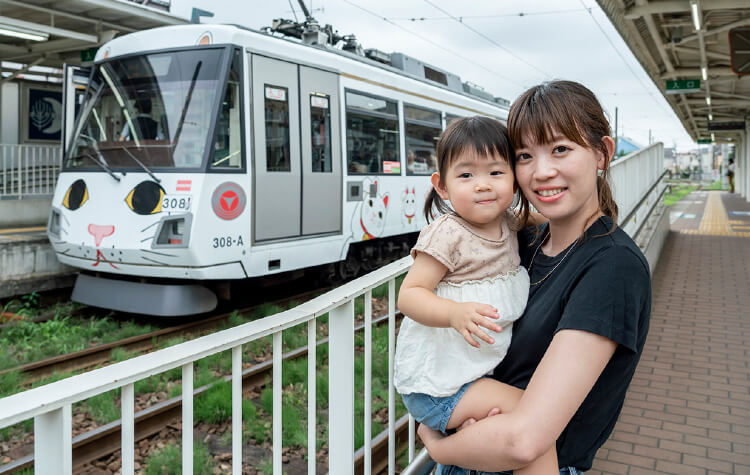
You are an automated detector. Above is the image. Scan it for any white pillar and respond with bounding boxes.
[329,300,355,473]
[34,405,72,475]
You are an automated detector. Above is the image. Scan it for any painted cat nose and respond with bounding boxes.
[88,224,115,247]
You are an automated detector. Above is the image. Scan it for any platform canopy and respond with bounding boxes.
[597,0,750,144]
[0,0,188,81]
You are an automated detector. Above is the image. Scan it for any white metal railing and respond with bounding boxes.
[0,143,62,198]
[0,257,415,474]
[610,142,665,236]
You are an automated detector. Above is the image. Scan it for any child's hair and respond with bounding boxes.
[507,80,617,232]
[424,116,515,222]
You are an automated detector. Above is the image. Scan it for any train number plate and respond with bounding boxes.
[162,195,192,212]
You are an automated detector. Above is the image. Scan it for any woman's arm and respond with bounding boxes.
[419,329,617,469]
[398,252,503,347]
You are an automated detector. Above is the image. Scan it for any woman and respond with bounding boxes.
[418,80,652,474]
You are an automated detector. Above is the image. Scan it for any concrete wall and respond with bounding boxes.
[0,197,52,227]
[0,235,74,298]
[642,204,670,274]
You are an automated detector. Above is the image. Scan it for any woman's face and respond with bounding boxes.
[514,132,611,227]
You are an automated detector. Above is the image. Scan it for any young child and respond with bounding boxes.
[394,116,557,474]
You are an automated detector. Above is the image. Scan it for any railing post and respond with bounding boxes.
[308,319,317,475]
[122,383,135,475]
[273,331,283,473]
[182,362,193,475]
[388,279,396,475]
[329,300,355,473]
[34,404,72,474]
[232,346,242,475]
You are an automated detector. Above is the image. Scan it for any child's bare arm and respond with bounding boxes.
[398,252,503,347]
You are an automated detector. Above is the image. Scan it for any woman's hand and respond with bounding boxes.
[449,302,503,348]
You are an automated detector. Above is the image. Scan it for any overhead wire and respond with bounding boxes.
[340,0,526,89]
[388,8,586,21]
[422,0,551,80]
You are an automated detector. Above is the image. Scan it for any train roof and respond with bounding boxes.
[95,23,510,115]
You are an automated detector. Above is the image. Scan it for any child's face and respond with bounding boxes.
[514,130,611,226]
[431,149,515,233]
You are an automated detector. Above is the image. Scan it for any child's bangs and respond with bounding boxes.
[440,117,512,168]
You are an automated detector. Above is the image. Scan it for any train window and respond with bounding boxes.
[211,49,242,169]
[310,93,332,173]
[345,91,400,175]
[405,105,440,176]
[264,84,291,172]
[445,114,462,128]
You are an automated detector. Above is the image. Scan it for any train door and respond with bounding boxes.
[62,65,91,156]
[251,55,301,241]
[299,66,342,235]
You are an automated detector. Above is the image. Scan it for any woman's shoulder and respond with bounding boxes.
[581,218,650,277]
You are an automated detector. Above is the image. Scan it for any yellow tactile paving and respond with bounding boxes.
[679,191,750,238]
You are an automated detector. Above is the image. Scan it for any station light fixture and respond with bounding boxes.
[690,1,701,31]
[705,96,711,106]
[709,113,713,121]
[0,24,48,41]
[701,66,707,81]
[711,133,715,141]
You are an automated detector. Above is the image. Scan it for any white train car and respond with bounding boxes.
[48,23,509,316]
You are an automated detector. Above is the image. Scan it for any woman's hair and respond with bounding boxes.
[507,80,617,233]
[424,116,515,222]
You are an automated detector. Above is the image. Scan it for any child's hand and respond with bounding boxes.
[449,302,503,348]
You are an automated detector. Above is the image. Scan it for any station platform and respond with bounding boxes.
[0,225,75,299]
[591,190,750,475]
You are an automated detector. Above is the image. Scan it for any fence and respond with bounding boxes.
[0,257,417,474]
[0,144,62,198]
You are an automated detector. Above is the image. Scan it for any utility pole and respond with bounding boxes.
[614,107,618,154]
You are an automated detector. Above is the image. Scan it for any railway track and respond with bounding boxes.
[0,311,412,473]
[0,287,333,386]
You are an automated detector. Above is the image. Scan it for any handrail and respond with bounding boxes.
[619,169,668,228]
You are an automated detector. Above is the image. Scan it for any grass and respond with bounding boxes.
[664,184,699,206]
[702,179,726,191]
[144,440,213,475]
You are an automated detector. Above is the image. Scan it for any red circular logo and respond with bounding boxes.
[211,182,246,220]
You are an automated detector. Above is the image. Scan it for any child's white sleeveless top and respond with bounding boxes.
[394,212,529,397]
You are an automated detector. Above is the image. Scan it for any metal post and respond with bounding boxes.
[308,319,317,475]
[364,290,373,475]
[273,331,283,473]
[34,404,72,474]
[329,300,355,473]
[388,279,396,475]
[232,346,242,475]
[182,362,193,475]
[122,383,135,475]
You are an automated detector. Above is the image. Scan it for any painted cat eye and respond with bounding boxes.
[125,181,165,215]
[62,179,88,210]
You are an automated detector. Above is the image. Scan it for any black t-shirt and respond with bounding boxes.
[492,216,651,471]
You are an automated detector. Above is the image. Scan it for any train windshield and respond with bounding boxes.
[66,48,228,170]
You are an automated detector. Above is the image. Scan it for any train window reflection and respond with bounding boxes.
[265,85,290,172]
[405,104,440,176]
[346,91,400,175]
[310,94,332,173]
[211,49,242,169]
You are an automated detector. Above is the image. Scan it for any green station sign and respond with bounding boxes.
[665,79,701,94]
[80,47,98,63]
[697,139,712,144]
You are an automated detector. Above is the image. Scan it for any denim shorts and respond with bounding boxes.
[401,381,473,433]
[436,465,584,475]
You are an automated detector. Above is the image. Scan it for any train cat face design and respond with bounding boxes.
[351,179,389,241]
[401,186,417,227]
[48,176,187,271]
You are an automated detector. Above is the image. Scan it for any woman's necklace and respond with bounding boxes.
[528,231,580,286]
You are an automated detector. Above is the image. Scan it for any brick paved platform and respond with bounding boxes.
[590,191,750,474]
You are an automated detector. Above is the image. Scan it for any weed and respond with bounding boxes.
[257,457,274,474]
[0,369,22,398]
[664,184,698,206]
[86,389,121,424]
[194,381,232,424]
[144,440,212,475]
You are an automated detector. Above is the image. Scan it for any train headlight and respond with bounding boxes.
[153,214,192,248]
[48,208,61,238]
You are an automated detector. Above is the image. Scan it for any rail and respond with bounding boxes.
[0,257,416,474]
[610,142,665,236]
[0,143,62,198]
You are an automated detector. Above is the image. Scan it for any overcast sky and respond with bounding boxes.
[171,0,696,151]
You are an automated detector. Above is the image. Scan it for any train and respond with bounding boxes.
[48,17,510,316]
